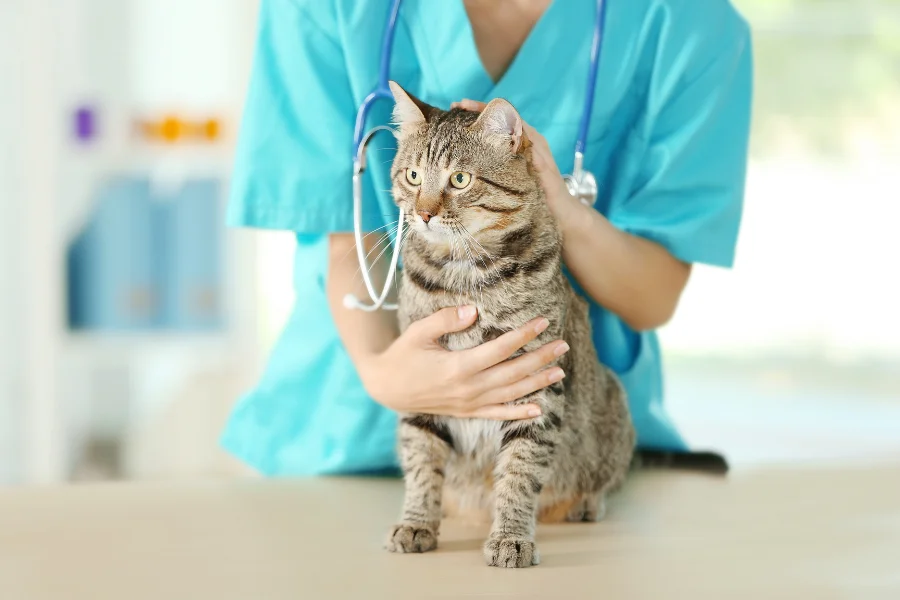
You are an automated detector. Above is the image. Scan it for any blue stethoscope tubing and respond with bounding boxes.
[565,0,608,205]
[577,0,608,156]
[345,0,405,311]
[352,0,404,154]
[345,0,607,311]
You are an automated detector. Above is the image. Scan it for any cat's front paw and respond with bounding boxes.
[483,533,540,568]
[385,522,438,554]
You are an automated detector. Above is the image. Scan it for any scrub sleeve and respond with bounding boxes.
[590,3,753,450]
[227,0,354,232]
[222,0,401,475]
[608,6,753,268]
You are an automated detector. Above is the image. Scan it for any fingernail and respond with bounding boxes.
[549,368,565,383]
[458,305,476,320]
[554,342,570,357]
[534,318,550,334]
[528,407,542,417]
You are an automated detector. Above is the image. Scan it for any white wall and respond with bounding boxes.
[0,0,25,485]
[662,157,900,363]
[0,0,263,485]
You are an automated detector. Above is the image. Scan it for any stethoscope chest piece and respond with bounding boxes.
[564,168,598,207]
[563,151,598,207]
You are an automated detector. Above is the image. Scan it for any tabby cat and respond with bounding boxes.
[384,81,635,568]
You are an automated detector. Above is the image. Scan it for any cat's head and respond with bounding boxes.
[388,81,540,248]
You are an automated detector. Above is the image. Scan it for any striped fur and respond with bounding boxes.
[384,87,635,568]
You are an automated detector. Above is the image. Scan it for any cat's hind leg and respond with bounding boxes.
[536,495,581,523]
[385,416,453,554]
[564,492,607,522]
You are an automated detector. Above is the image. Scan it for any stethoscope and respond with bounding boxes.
[345,0,609,312]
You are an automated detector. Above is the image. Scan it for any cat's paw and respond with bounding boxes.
[385,522,438,554]
[483,533,540,568]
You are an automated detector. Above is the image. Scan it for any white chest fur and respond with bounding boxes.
[446,418,502,458]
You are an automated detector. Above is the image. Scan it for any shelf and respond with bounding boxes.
[63,329,238,359]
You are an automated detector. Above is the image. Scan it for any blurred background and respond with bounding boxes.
[1,0,898,487]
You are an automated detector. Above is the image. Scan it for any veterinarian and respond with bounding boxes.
[221,0,753,475]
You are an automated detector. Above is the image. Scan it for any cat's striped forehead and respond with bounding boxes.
[397,108,496,170]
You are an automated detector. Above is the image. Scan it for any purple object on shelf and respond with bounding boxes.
[74,106,97,142]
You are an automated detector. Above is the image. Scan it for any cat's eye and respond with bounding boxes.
[449,171,472,189]
[405,168,423,186]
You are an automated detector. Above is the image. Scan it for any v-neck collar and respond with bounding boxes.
[401,0,595,122]
[400,0,493,103]
[456,0,560,90]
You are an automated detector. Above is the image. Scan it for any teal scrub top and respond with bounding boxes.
[221,0,753,476]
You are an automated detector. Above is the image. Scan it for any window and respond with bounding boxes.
[661,0,900,467]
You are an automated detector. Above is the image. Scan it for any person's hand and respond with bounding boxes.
[451,99,581,230]
[359,306,569,420]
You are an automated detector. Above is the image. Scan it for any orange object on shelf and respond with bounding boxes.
[203,119,220,141]
[134,115,224,144]
[160,116,183,142]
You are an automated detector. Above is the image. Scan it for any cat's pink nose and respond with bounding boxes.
[418,210,434,223]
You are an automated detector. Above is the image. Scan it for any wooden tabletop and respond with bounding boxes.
[1,465,898,600]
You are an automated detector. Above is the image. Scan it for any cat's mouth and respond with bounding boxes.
[407,219,496,270]
[410,214,449,238]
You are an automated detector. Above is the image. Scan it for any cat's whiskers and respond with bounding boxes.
[367,219,404,238]
[446,226,468,297]
[339,222,398,267]
[391,227,411,297]
[363,226,399,263]
[350,224,401,281]
[367,227,402,275]
[460,224,495,263]
[450,224,490,308]
[459,232,484,307]
[362,228,408,302]
[458,225,501,294]
[459,226,495,277]
[467,233,492,309]
[446,225,473,299]
[455,226,479,273]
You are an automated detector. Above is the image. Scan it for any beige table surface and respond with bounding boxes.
[1,465,899,600]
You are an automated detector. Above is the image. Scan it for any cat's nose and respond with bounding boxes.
[417,210,434,223]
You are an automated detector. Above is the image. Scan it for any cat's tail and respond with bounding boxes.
[630,449,729,475]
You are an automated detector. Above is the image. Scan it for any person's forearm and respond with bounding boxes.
[554,200,692,332]
[326,233,399,373]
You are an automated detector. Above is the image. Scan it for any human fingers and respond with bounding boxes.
[473,340,569,394]
[523,122,545,144]
[463,402,543,421]
[451,99,488,112]
[473,366,565,410]
[459,317,550,372]
[523,124,560,173]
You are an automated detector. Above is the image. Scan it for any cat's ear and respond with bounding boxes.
[389,81,432,131]
[472,98,525,153]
